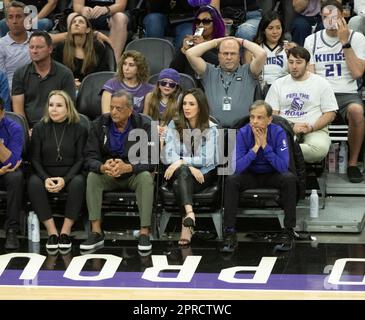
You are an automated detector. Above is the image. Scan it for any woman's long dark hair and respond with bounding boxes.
[253,12,285,48]
[175,88,210,142]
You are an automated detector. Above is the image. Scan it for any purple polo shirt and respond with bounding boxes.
[102,78,154,114]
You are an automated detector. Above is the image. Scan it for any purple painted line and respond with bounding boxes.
[1,270,365,291]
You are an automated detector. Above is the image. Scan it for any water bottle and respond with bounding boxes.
[310,189,319,218]
[27,211,34,240]
[338,141,348,174]
[31,213,40,242]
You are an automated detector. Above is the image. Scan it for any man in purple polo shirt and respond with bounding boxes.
[0,97,24,249]
[221,100,298,253]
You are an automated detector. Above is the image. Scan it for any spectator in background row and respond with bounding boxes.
[0,1,32,90]
[170,4,224,79]
[348,0,365,35]
[163,88,219,247]
[244,12,292,89]
[28,90,88,251]
[143,68,182,145]
[304,0,365,183]
[291,0,324,46]
[265,47,338,163]
[101,50,153,115]
[186,36,266,128]
[0,71,11,111]
[0,97,24,250]
[70,0,129,61]
[143,0,194,50]
[211,0,262,41]
[12,31,76,128]
[53,14,115,91]
[0,0,56,37]
[0,1,78,90]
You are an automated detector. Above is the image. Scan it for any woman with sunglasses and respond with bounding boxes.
[52,14,115,91]
[143,68,182,145]
[170,5,225,79]
[162,88,219,247]
[244,12,296,91]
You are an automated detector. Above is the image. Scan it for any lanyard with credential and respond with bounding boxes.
[219,70,237,96]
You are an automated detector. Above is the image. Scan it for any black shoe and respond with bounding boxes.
[59,234,72,249]
[138,234,152,251]
[182,217,195,228]
[220,231,237,253]
[274,228,296,251]
[46,234,59,249]
[80,232,105,250]
[347,166,363,183]
[5,229,19,250]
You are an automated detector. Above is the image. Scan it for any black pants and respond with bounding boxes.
[224,171,297,229]
[0,169,24,232]
[28,174,86,222]
[169,165,217,214]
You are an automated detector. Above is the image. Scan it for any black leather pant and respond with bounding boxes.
[169,165,216,214]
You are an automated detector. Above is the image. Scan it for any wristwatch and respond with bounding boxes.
[342,42,352,49]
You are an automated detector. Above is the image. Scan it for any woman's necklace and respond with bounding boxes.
[52,123,66,162]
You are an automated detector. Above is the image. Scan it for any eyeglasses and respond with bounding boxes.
[158,80,178,89]
[194,18,213,26]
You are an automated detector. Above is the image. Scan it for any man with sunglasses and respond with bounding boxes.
[186,35,266,127]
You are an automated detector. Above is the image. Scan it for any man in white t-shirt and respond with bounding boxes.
[265,46,338,163]
[304,0,365,182]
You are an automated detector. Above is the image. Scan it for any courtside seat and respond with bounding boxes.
[158,178,223,239]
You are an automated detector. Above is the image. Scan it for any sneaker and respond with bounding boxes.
[80,232,105,250]
[274,228,296,251]
[138,234,152,251]
[5,229,19,250]
[347,166,363,183]
[46,247,59,256]
[59,234,72,249]
[59,247,72,255]
[220,231,237,253]
[46,234,59,249]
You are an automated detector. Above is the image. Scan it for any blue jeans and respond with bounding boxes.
[0,17,53,37]
[143,12,193,49]
[291,14,324,46]
[235,9,262,41]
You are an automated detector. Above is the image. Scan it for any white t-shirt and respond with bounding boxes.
[265,73,338,126]
[262,43,288,85]
[304,30,365,93]
[354,0,365,14]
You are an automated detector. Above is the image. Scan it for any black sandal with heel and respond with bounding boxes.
[183,211,195,228]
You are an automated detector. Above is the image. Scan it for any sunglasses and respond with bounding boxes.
[158,80,178,89]
[194,18,213,26]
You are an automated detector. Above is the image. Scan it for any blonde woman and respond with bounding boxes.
[28,90,88,251]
